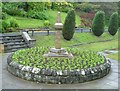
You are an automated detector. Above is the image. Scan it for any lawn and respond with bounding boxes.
[33,32,118,48]
[107,52,119,61]
[76,39,118,52]
[12,10,81,29]
[14,16,44,29]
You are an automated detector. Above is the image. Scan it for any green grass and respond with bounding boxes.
[33,32,118,51]
[76,39,118,52]
[14,16,44,29]
[12,10,81,29]
[107,52,119,61]
[47,10,81,27]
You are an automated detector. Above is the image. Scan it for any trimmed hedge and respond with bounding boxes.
[92,11,105,36]
[62,10,75,40]
[108,12,118,36]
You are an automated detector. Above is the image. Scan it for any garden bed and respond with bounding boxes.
[7,47,111,84]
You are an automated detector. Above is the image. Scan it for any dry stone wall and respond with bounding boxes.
[7,53,111,84]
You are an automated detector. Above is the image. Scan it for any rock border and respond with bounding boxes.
[7,53,111,84]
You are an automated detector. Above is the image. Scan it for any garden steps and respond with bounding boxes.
[1,37,23,40]
[4,45,28,52]
[0,33,31,53]
[3,39,24,43]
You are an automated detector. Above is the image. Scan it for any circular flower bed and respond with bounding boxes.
[7,47,111,84]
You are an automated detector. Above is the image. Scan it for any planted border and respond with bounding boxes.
[7,53,111,84]
[11,47,106,70]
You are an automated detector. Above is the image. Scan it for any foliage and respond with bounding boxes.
[92,11,105,36]
[12,47,105,71]
[27,2,52,12]
[44,20,50,28]
[53,2,73,13]
[2,19,10,32]
[2,12,8,19]
[2,18,19,33]
[27,10,48,20]
[108,12,118,36]
[80,12,95,28]
[118,1,120,27]
[10,18,19,28]
[95,2,118,27]
[2,2,26,17]
[12,10,80,29]
[96,2,118,17]
[63,10,75,40]
[77,2,100,13]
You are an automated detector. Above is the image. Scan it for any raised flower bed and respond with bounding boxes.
[7,47,111,84]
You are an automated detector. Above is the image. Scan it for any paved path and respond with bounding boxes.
[0,53,119,89]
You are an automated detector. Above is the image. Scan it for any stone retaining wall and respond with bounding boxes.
[7,54,111,84]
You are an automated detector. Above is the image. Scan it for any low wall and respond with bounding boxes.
[22,32,36,47]
[7,53,111,84]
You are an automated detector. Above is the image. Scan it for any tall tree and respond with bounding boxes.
[92,11,105,36]
[108,12,118,35]
[62,10,75,40]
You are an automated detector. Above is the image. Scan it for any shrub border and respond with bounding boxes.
[7,53,111,84]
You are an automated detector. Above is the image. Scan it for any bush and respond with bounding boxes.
[92,11,105,36]
[60,7,72,13]
[78,3,100,13]
[108,12,118,36]
[2,3,27,17]
[2,18,19,33]
[2,19,10,31]
[27,10,48,20]
[10,18,19,28]
[62,10,75,40]
[54,2,73,13]
[44,20,50,28]
[2,12,8,19]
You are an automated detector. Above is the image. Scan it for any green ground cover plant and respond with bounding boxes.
[12,47,105,71]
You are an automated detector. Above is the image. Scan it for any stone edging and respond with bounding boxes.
[7,53,111,84]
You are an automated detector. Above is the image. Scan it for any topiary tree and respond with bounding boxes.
[108,12,118,36]
[92,11,105,36]
[62,9,75,40]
